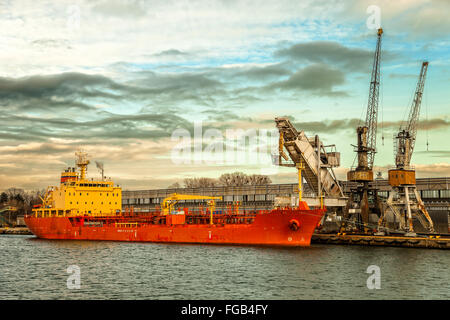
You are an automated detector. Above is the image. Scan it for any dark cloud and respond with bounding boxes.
[0,72,129,112]
[0,112,194,143]
[0,72,124,96]
[152,49,189,57]
[258,116,449,134]
[269,63,348,96]
[232,63,291,81]
[0,70,228,114]
[275,41,397,72]
[201,109,242,122]
[275,41,372,71]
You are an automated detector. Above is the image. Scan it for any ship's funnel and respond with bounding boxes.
[95,161,104,181]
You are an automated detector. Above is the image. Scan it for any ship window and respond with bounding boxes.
[70,202,72,204]
[80,193,82,195]
[101,202,103,204]
[77,202,78,204]
[91,202,93,204]
[85,202,87,204]
[115,202,117,204]
[107,194,109,196]
[109,202,111,204]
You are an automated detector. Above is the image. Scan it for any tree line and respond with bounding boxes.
[168,172,272,189]
[0,188,45,216]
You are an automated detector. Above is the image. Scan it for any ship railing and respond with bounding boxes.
[32,209,125,218]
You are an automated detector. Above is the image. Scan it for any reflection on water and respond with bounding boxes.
[0,235,449,299]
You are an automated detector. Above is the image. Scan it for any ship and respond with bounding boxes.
[25,151,325,246]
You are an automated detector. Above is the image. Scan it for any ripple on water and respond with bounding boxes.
[0,235,449,300]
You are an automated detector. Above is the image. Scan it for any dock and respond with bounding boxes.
[312,233,450,249]
[0,227,32,235]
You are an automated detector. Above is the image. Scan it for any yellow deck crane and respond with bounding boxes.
[377,61,434,236]
[162,193,222,225]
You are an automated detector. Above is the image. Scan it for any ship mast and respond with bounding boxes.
[75,149,90,180]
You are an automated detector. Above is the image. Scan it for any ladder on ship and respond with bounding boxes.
[275,117,344,198]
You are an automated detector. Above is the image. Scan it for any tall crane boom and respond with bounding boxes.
[365,28,383,169]
[348,28,383,182]
[395,61,429,168]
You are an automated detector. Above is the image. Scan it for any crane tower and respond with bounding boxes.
[340,28,383,233]
[378,62,435,236]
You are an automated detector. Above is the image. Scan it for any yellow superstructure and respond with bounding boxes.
[33,150,121,217]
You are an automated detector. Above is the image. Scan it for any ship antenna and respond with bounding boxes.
[75,149,90,180]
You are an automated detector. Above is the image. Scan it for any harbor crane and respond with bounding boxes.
[340,28,383,233]
[274,117,345,206]
[378,61,435,235]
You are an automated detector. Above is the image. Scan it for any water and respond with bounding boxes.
[0,235,449,300]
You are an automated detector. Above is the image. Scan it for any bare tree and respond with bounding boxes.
[184,177,217,188]
[218,172,249,186]
[248,174,272,185]
[168,182,181,189]
[219,172,271,186]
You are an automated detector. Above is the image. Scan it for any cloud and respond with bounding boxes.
[152,49,190,57]
[415,163,450,178]
[232,63,291,81]
[0,0,448,191]
[91,0,148,19]
[416,150,450,158]
[270,63,348,96]
[31,39,72,50]
[275,41,377,72]
[0,72,129,113]
[389,73,418,79]
[0,112,195,143]
[257,116,450,134]
[381,118,450,131]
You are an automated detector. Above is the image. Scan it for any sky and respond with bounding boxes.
[0,0,449,191]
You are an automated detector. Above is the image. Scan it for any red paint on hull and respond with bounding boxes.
[25,209,324,246]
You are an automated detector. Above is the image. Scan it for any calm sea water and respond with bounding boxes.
[0,235,449,300]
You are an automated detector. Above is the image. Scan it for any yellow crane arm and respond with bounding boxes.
[162,193,222,215]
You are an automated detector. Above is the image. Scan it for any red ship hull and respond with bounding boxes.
[25,208,324,246]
